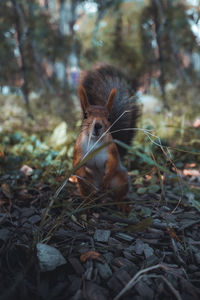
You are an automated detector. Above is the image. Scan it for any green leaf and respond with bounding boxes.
[137,187,147,194]
[50,122,68,148]
[130,170,139,176]
[140,207,152,217]
[125,217,153,232]
[186,193,200,212]
[148,184,160,193]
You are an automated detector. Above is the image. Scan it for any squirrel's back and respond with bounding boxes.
[80,64,140,156]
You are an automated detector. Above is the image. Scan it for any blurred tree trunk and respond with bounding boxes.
[113,11,123,56]
[92,9,107,45]
[166,0,190,83]
[92,0,122,45]
[152,0,168,109]
[57,0,80,89]
[44,0,49,9]
[12,0,54,101]
[152,0,190,107]
[11,0,31,114]
[27,2,55,93]
[31,40,55,93]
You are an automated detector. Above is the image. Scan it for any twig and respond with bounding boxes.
[160,275,182,300]
[114,263,177,300]
[142,274,182,300]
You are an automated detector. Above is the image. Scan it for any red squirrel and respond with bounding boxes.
[73,65,140,211]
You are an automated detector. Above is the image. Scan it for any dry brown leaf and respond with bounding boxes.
[20,165,33,176]
[92,213,100,219]
[183,169,200,177]
[167,226,181,243]
[80,251,104,263]
[1,183,13,199]
[193,118,200,128]
[145,175,152,181]
[185,163,196,168]
[17,189,34,201]
[69,175,78,183]
[0,198,6,206]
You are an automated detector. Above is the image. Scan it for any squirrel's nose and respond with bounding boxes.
[94,123,102,131]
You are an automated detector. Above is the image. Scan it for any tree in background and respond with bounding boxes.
[0,0,200,113]
[0,0,83,105]
[139,0,199,107]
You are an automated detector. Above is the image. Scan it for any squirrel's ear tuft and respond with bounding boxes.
[78,85,90,112]
[106,88,116,113]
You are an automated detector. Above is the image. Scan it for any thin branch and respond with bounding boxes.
[114,263,180,300]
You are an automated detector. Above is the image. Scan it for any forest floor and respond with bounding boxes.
[0,96,200,300]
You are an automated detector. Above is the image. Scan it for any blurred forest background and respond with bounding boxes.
[0,0,200,185]
[1,0,200,113]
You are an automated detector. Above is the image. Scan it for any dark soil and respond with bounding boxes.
[0,168,200,300]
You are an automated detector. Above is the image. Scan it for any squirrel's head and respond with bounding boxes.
[78,85,117,139]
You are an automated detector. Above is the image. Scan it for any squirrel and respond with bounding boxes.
[73,65,140,212]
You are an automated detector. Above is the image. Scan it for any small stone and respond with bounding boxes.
[84,281,109,300]
[0,229,10,241]
[20,207,35,218]
[36,243,66,272]
[194,252,200,265]
[107,276,123,293]
[103,252,114,263]
[28,214,41,224]
[115,268,132,286]
[135,281,154,299]
[94,229,111,243]
[96,262,112,279]
[143,243,154,258]
[115,232,134,242]
[134,239,145,255]
[68,257,85,275]
[145,255,160,266]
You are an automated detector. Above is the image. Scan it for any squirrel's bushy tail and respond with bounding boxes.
[80,64,141,157]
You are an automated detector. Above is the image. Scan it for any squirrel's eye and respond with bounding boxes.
[84,112,88,119]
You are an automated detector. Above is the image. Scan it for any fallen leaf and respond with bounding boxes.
[185,163,196,168]
[137,187,147,194]
[125,217,153,232]
[0,145,4,156]
[80,251,104,263]
[186,193,200,212]
[193,118,200,128]
[92,213,100,219]
[0,198,6,206]
[148,184,160,193]
[1,183,13,199]
[183,169,200,177]
[50,122,68,148]
[167,226,181,243]
[17,189,33,200]
[145,175,152,181]
[69,175,77,183]
[20,165,33,176]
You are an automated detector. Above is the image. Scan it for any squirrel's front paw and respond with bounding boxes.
[101,181,109,192]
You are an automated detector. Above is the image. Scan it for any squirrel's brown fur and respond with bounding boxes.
[80,64,140,156]
[73,65,140,212]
